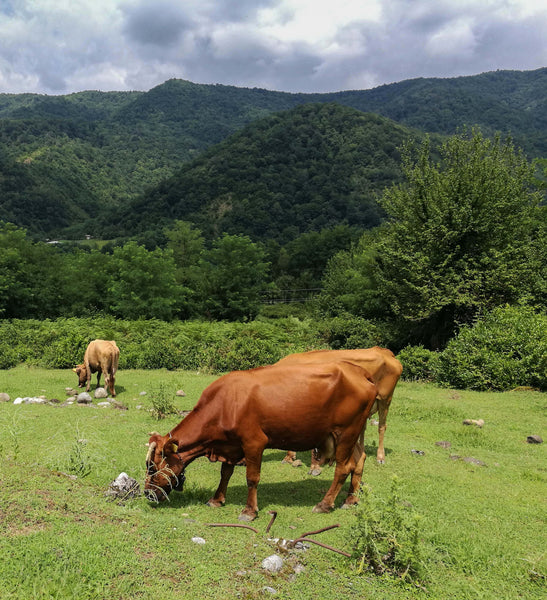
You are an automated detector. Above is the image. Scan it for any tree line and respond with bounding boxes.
[1,130,545,353]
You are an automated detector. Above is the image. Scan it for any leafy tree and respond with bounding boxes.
[0,222,68,318]
[108,241,179,320]
[196,234,270,321]
[373,130,545,347]
[165,220,205,318]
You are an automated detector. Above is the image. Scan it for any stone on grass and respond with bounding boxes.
[527,435,543,444]
[105,472,141,502]
[176,389,186,397]
[191,537,206,545]
[0,393,10,403]
[463,419,484,428]
[77,392,93,404]
[262,555,284,573]
[435,441,452,448]
[94,387,108,399]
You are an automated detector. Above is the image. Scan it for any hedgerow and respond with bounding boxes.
[0,317,321,373]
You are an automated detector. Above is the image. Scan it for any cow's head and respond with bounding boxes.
[144,432,186,502]
[72,364,87,387]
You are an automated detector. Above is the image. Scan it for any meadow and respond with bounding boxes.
[0,366,545,599]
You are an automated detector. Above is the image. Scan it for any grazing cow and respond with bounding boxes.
[73,339,119,397]
[144,361,378,521]
[277,347,402,470]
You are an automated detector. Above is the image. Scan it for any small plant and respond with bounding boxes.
[149,383,178,420]
[351,477,429,585]
[66,436,92,478]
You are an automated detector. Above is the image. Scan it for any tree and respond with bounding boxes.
[165,220,205,318]
[372,130,545,347]
[109,242,179,320]
[196,234,270,321]
[0,222,68,318]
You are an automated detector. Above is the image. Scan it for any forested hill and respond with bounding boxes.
[0,68,545,239]
[112,103,418,243]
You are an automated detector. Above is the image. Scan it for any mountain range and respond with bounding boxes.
[0,67,545,241]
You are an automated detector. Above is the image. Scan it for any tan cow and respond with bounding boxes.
[144,361,378,521]
[276,347,402,470]
[73,339,119,397]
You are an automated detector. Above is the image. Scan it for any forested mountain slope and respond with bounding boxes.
[0,68,544,239]
[113,103,419,243]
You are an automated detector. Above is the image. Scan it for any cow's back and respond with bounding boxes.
[276,347,402,401]
[85,339,119,370]
[193,362,377,450]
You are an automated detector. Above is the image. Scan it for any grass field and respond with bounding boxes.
[0,366,545,599]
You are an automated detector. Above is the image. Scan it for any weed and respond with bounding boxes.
[66,431,92,478]
[149,383,178,420]
[351,476,429,585]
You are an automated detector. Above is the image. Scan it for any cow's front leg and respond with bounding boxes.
[207,462,234,508]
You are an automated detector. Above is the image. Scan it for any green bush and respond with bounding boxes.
[0,316,322,373]
[317,314,384,349]
[351,477,428,584]
[437,305,547,391]
[398,346,441,382]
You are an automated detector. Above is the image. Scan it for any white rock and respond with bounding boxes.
[13,397,24,405]
[261,555,284,573]
[97,402,111,407]
[191,537,206,545]
[77,392,93,403]
[94,387,108,399]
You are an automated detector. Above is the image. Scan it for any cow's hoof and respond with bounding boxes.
[312,502,333,514]
[238,510,257,522]
[308,468,322,476]
[341,500,358,510]
[377,458,385,464]
[206,498,224,508]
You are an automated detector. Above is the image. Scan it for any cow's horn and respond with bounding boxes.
[148,431,160,436]
[146,441,157,464]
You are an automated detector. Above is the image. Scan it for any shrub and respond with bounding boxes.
[437,305,547,391]
[398,346,441,382]
[0,343,18,369]
[317,314,384,349]
[351,477,428,584]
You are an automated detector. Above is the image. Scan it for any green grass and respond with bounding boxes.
[0,367,545,599]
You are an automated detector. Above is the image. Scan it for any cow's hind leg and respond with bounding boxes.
[312,435,360,514]
[239,442,267,522]
[376,400,390,464]
[207,462,235,508]
[341,441,366,509]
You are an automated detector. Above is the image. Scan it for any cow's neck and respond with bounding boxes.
[168,408,220,465]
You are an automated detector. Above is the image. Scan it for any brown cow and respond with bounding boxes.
[73,339,119,397]
[144,361,378,521]
[277,347,402,470]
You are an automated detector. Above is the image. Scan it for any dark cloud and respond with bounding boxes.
[121,0,191,47]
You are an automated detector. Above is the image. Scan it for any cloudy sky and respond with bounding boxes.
[0,0,545,96]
